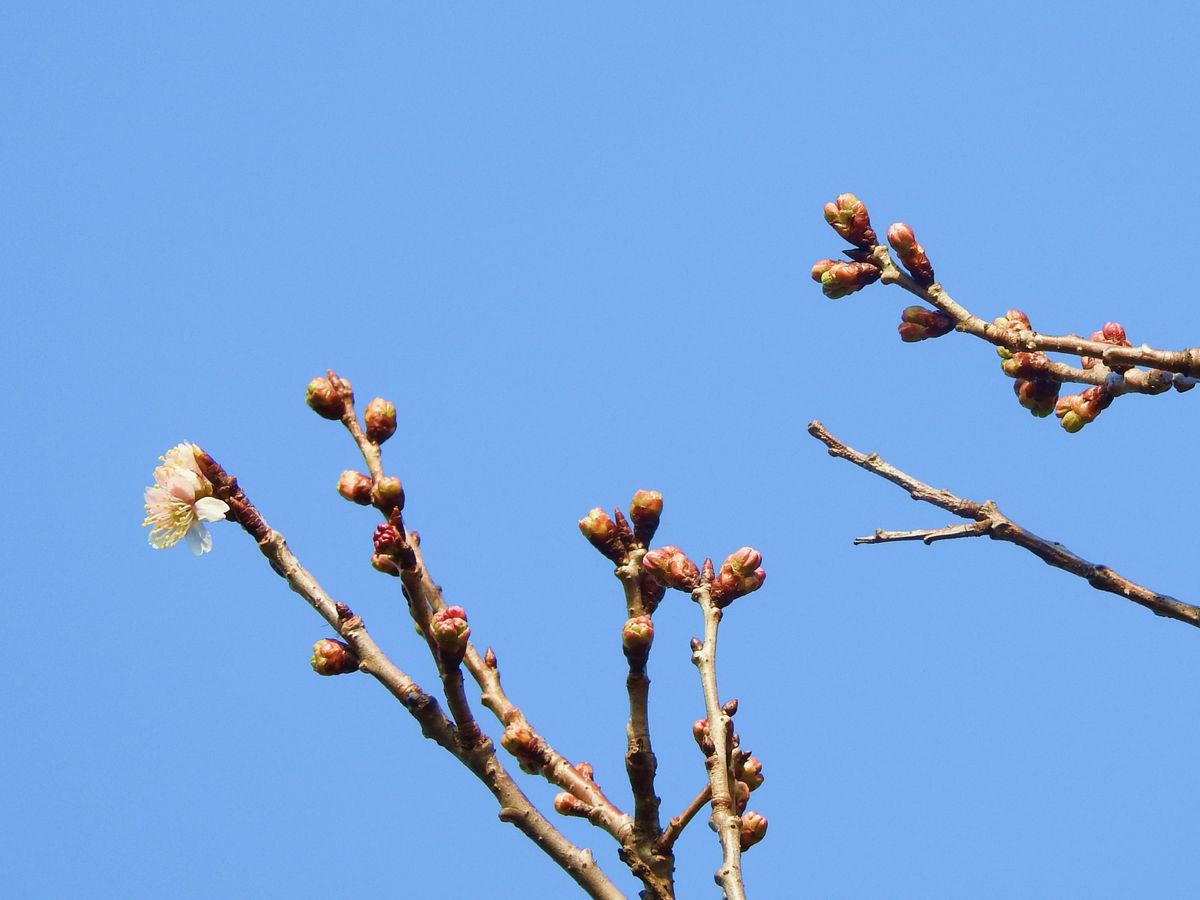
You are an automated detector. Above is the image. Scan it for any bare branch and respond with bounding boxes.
[656,785,712,855]
[809,421,1200,628]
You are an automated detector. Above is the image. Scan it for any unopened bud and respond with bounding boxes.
[886,223,935,286]
[579,507,627,563]
[1055,385,1114,433]
[692,718,715,756]
[484,647,498,668]
[898,306,954,342]
[374,523,403,556]
[310,638,358,675]
[364,398,398,444]
[733,779,750,814]
[337,470,373,505]
[722,699,739,717]
[629,490,663,546]
[811,258,839,281]
[371,476,405,516]
[639,572,666,612]
[711,547,766,607]
[1001,351,1050,379]
[554,792,592,818]
[1082,322,1133,371]
[431,606,471,665]
[1013,378,1060,417]
[574,761,595,782]
[371,553,401,576]
[823,193,878,248]
[622,615,654,667]
[737,756,765,791]
[642,546,701,592]
[501,722,545,771]
[305,376,345,420]
[819,261,881,299]
[740,811,768,851]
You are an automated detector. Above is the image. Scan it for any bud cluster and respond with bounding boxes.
[710,547,766,608]
[823,193,878,248]
[811,259,881,299]
[1055,385,1115,433]
[371,522,415,575]
[578,507,632,563]
[993,309,1033,359]
[898,306,954,343]
[886,223,935,286]
[740,810,769,851]
[1081,321,1133,372]
[642,545,701,593]
[430,605,471,665]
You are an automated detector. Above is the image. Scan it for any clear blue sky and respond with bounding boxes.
[6,3,1200,897]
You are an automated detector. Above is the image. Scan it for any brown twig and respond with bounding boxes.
[867,245,1200,381]
[808,420,1200,628]
[196,452,623,900]
[690,575,746,900]
[656,785,712,855]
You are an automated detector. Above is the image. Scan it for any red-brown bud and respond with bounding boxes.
[579,507,627,563]
[1082,322,1133,371]
[370,553,401,576]
[898,306,954,342]
[811,258,839,281]
[1013,378,1060,417]
[639,572,667,612]
[574,761,595,782]
[1001,351,1051,379]
[373,523,402,555]
[642,546,701,592]
[622,615,654,668]
[364,397,398,444]
[337,470,373,505]
[819,261,881,299]
[887,223,935,286]
[305,376,346,420]
[371,476,405,516]
[692,718,715,756]
[1055,385,1114,433]
[710,547,766,607]
[629,490,663,546]
[553,792,592,818]
[501,722,546,772]
[431,605,471,665]
[310,638,359,675]
[740,811,768,851]
[823,193,878,248]
[737,755,765,791]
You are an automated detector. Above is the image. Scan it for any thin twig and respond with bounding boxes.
[691,576,746,900]
[853,520,992,545]
[656,785,712,855]
[808,421,1200,628]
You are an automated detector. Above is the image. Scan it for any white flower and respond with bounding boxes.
[143,442,230,555]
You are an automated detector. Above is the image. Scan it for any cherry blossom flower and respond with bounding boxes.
[143,443,229,555]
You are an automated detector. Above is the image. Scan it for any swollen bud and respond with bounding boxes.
[819,261,881,299]
[629,490,664,546]
[740,811,768,851]
[710,547,766,607]
[310,638,359,675]
[898,306,954,342]
[371,476,405,516]
[501,722,546,772]
[642,546,701,592]
[823,193,878,248]
[370,553,401,576]
[364,398,398,444]
[305,376,346,420]
[1000,351,1050,379]
[1082,322,1133,372]
[737,756,765,791]
[554,792,592,818]
[431,605,471,665]
[692,718,715,756]
[337,470,373,505]
[622,615,654,667]
[886,223,935,286]
[579,507,627,563]
[1013,378,1060,417]
[1055,385,1114,433]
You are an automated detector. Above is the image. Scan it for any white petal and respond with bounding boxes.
[194,496,230,522]
[185,523,213,555]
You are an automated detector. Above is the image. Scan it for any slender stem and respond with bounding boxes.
[691,580,746,900]
[196,452,623,900]
[656,785,712,854]
[809,420,1200,628]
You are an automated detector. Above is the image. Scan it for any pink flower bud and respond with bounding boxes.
[373,523,403,556]
[737,755,765,791]
[431,606,471,665]
[692,718,715,756]
[819,261,881,299]
[553,792,591,818]
[370,553,401,576]
[371,476,405,516]
[898,306,955,342]
[622,615,654,668]
[310,638,359,675]
[1055,385,1114,432]
[886,223,935,286]
[642,546,700,592]
[1082,322,1133,371]
[823,193,878,248]
[811,258,839,281]
[994,310,1032,332]
[337,470,373,505]
[710,547,766,607]
[1000,351,1050,379]
[629,490,663,546]
[1013,378,1060,417]
[740,811,768,851]
[364,397,398,444]
[579,507,627,563]
[305,376,346,420]
[501,722,546,771]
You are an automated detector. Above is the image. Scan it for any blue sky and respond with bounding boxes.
[5,3,1200,897]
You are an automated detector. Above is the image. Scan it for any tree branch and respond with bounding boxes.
[808,420,1200,628]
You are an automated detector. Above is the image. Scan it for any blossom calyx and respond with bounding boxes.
[817,261,881,299]
[711,547,766,607]
[310,638,359,676]
[740,811,768,851]
[898,306,954,342]
[579,507,628,563]
[431,606,471,665]
[823,193,878,248]
[629,490,663,546]
[642,546,700,592]
[887,223,935,286]
[337,470,373,505]
[364,398,397,444]
[305,376,347,420]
